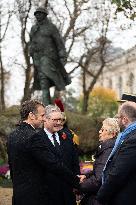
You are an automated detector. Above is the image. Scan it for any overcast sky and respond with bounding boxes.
[2,1,136,106]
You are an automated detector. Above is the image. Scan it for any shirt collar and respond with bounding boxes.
[44,128,53,138]
[23,121,35,129]
[44,128,60,144]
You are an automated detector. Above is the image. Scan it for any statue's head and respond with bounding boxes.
[34,7,48,16]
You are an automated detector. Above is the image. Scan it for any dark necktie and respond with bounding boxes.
[52,134,60,149]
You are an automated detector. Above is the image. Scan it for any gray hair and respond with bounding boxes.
[45,104,61,118]
[119,101,136,122]
[103,118,120,134]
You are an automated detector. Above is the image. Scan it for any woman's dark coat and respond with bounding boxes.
[97,129,136,205]
[80,138,115,205]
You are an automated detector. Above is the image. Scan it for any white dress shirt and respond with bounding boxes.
[44,128,60,146]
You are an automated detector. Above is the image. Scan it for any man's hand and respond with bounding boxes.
[77,175,86,183]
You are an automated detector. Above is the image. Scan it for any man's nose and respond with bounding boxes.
[56,120,62,124]
[43,116,46,121]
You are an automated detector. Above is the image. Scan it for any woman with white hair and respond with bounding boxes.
[79,118,120,205]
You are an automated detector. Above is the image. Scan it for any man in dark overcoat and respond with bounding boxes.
[97,101,136,205]
[33,104,80,205]
[29,7,71,105]
[7,100,79,205]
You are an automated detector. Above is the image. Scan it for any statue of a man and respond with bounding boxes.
[29,7,71,105]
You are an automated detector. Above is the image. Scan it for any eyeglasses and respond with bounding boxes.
[48,118,62,123]
[100,127,108,132]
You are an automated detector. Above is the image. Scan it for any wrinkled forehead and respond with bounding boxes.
[102,122,109,129]
[102,121,113,129]
[48,111,62,119]
[36,105,45,113]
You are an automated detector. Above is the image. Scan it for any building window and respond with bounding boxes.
[118,76,122,97]
[128,73,134,93]
[129,73,135,93]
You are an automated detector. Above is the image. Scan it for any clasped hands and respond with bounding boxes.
[77,174,86,183]
[73,175,86,195]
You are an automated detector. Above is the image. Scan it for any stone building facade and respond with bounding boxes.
[96,46,136,98]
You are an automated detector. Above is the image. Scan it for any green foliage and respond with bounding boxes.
[0,140,7,162]
[0,178,12,187]
[0,105,20,163]
[0,105,20,116]
[0,106,20,136]
[79,154,92,162]
[0,106,100,156]
[66,111,101,153]
[112,0,136,20]
[0,159,4,165]
[88,87,118,118]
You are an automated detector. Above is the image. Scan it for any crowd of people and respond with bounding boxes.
[7,93,136,205]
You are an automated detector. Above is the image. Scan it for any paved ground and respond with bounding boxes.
[0,187,82,205]
[0,187,12,205]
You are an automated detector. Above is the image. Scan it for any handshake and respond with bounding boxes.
[77,174,86,183]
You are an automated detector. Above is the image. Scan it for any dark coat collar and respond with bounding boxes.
[37,129,63,156]
[17,122,35,130]
[95,138,116,157]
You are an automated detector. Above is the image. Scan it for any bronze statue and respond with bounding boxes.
[29,7,71,105]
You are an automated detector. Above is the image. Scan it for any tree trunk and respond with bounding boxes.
[82,91,89,113]
[21,41,32,102]
[0,55,5,110]
[21,65,32,102]
[82,67,89,113]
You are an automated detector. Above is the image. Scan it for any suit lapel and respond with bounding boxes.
[58,132,67,154]
[39,129,59,155]
[59,133,64,146]
[112,133,131,158]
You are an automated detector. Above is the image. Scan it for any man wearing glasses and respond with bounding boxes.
[33,104,80,205]
[7,101,79,205]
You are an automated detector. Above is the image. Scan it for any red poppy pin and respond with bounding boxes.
[62,132,67,140]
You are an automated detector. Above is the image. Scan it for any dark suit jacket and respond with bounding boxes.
[97,129,136,205]
[7,122,79,205]
[36,128,80,205]
[80,138,115,205]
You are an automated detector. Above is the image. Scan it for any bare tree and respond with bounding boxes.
[11,0,112,109]
[14,0,33,102]
[46,0,111,112]
[14,0,51,102]
[80,21,111,112]
[112,0,136,20]
[13,0,92,102]
[0,3,11,110]
[81,35,110,113]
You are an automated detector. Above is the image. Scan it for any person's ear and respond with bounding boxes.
[122,116,129,125]
[43,117,48,123]
[29,112,35,120]
[112,131,118,138]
